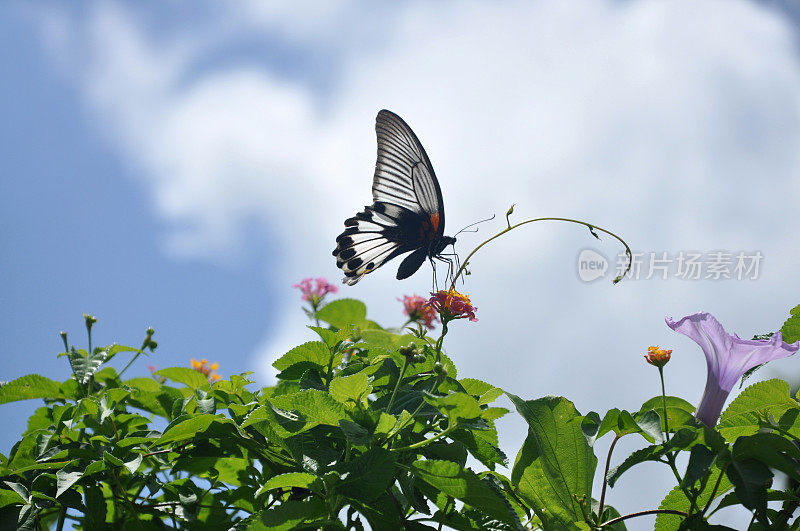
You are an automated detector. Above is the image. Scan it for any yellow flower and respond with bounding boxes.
[644,345,672,368]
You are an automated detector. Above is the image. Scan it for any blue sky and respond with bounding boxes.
[3,1,800,527]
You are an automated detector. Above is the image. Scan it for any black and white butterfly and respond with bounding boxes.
[333,110,456,286]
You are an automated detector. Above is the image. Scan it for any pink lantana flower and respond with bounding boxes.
[293,277,338,306]
[666,312,799,426]
[426,289,478,323]
[399,294,438,329]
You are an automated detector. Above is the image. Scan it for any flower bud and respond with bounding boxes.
[433,362,447,381]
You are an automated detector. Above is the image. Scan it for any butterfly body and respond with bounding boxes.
[333,110,456,285]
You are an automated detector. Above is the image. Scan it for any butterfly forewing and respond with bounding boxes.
[374,110,445,226]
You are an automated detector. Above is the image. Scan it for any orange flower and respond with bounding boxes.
[644,346,672,368]
[426,289,478,323]
[190,358,221,383]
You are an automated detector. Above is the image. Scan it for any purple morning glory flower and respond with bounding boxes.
[666,312,799,427]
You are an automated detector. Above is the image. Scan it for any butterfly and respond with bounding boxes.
[333,110,456,286]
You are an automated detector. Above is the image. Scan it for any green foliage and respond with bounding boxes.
[4,300,800,529]
[781,304,800,343]
[509,394,596,529]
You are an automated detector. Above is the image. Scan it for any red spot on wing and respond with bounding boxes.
[430,213,440,232]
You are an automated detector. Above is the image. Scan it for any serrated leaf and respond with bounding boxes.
[459,378,503,405]
[329,373,370,407]
[67,348,108,385]
[308,326,348,348]
[412,459,521,528]
[270,390,347,427]
[718,379,796,441]
[154,367,210,389]
[726,459,771,525]
[258,472,323,496]
[733,432,800,482]
[55,460,84,498]
[273,342,332,379]
[248,497,328,530]
[157,414,220,444]
[334,448,396,503]
[508,394,596,529]
[780,304,800,343]
[655,467,733,531]
[339,419,372,446]
[607,445,667,488]
[425,392,481,424]
[315,299,367,329]
[0,375,64,405]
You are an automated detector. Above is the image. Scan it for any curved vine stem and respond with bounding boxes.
[449,216,632,290]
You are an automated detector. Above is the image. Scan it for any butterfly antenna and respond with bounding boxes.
[454,214,496,238]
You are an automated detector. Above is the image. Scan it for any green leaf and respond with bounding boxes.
[635,409,664,443]
[412,459,521,528]
[655,467,733,531]
[733,432,800,482]
[459,378,503,405]
[273,342,333,380]
[308,326,349,348]
[67,348,108,385]
[154,367,210,390]
[315,298,367,329]
[718,379,796,441]
[425,392,482,424]
[339,419,372,446]
[681,445,715,488]
[360,329,425,350]
[508,394,596,529]
[780,304,800,343]
[607,445,667,488]
[329,372,371,407]
[581,412,601,447]
[270,390,348,427]
[726,459,771,525]
[0,375,64,405]
[334,448,397,503]
[157,414,220,444]
[248,498,328,530]
[55,460,84,498]
[258,472,323,495]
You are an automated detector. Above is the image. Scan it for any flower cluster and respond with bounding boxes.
[644,345,672,368]
[294,277,338,306]
[190,358,221,383]
[399,294,438,329]
[426,289,478,323]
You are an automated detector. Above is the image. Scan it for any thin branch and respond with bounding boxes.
[601,509,688,527]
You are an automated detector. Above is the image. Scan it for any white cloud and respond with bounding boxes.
[33,0,800,525]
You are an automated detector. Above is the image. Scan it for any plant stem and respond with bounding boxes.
[597,434,621,521]
[665,453,697,513]
[387,355,410,414]
[118,351,143,378]
[600,509,688,527]
[702,466,727,516]
[449,216,632,289]
[392,424,456,452]
[659,366,670,442]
